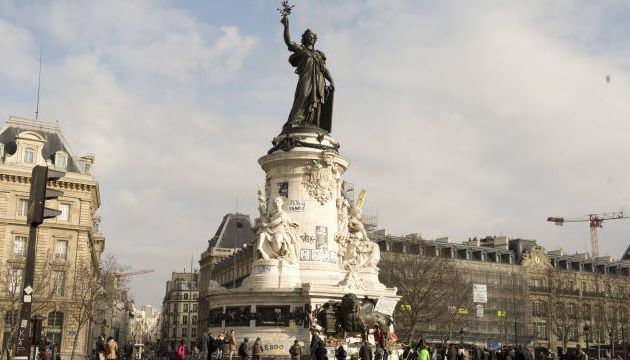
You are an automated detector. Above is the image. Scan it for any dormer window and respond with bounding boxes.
[55,152,68,170]
[23,148,35,164]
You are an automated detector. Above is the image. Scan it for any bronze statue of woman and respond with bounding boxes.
[281,15,335,132]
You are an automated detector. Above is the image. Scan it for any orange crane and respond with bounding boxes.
[547,211,629,258]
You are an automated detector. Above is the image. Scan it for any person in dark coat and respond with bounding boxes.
[309,329,323,360]
[124,341,134,360]
[290,340,303,360]
[359,341,373,360]
[335,345,347,360]
[238,338,250,360]
[209,333,218,360]
[375,343,385,360]
[315,342,327,360]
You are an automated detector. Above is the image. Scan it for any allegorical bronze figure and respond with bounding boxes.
[280,2,335,133]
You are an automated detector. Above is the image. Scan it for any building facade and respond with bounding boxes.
[376,234,530,346]
[0,116,105,358]
[160,272,199,352]
[200,222,630,355]
[131,304,160,344]
[197,213,252,331]
[524,246,630,356]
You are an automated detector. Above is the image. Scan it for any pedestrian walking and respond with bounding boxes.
[238,338,250,360]
[375,343,385,360]
[98,335,107,360]
[418,343,430,360]
[220,333,230,360]
[198,329,209,360]
[251,338,263,360]
[209,332,218,360]
[290,340,303,360]
[215,333,224,360]
[359,341,373,360]
[106,337,118,360]
[124,341,134,360]
[310,329,323,360]
[335,345,347,360]
[177,341,186,360]
[228,330,237,360]
[373,326,385,348]
[315,341,327,360]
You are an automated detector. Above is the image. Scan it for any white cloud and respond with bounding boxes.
[0,20,38,82]
[1,1,629,306]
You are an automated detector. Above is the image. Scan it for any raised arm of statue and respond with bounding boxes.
[281,16,300,52]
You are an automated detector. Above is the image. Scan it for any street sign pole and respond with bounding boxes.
[14,224,38,360]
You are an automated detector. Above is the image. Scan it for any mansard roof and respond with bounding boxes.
[0,116,87,173]
[208,213,253,249]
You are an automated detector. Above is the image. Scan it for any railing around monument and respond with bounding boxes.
[255,305,290,327]
[225,306,251,327]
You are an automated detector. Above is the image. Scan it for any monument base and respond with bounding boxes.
[241,259,302,289]
[205,281,398,357]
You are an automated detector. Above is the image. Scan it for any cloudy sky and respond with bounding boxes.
[1,1,630,307]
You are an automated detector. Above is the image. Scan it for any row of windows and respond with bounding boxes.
[532,300,628,322]
[170,327,196,338]
[13,237,69,261]
[171,293,198,301]
[17,199,71,221]
[532,277,629,297]
[5,268,66,296]
[170,302,197,313]
[18,147,68,169]
[167,315,197,326]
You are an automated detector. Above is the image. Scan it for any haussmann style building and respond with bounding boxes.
[0,116,105,358]
[160,272,199,353]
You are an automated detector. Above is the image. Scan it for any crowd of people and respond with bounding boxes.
[117,327,627,360]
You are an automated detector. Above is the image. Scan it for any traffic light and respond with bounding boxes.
[27,166,65,225]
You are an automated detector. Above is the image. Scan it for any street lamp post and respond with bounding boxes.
[459,328,464,345]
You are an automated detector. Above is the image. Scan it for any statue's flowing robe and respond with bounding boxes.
[285,42,328,129]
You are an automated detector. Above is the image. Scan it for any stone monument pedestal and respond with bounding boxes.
[241,259,302,289]
[205,128,398,356]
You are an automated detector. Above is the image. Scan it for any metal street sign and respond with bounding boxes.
[458,307,469,315]
[24,286,33,295]
[497,310,507,317]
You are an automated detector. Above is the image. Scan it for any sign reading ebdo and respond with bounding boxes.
[473,284,487,303]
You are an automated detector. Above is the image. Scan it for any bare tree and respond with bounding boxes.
[596,277,627,355]
[0,251,66,358]
[65,254,127,360]
[379,253,472,342]
[546,273,582,353]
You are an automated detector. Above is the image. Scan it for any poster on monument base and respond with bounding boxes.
[374,297,399,317]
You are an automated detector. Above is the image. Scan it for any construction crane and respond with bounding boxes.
[115,269,155,278]
[547,211,629,258]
